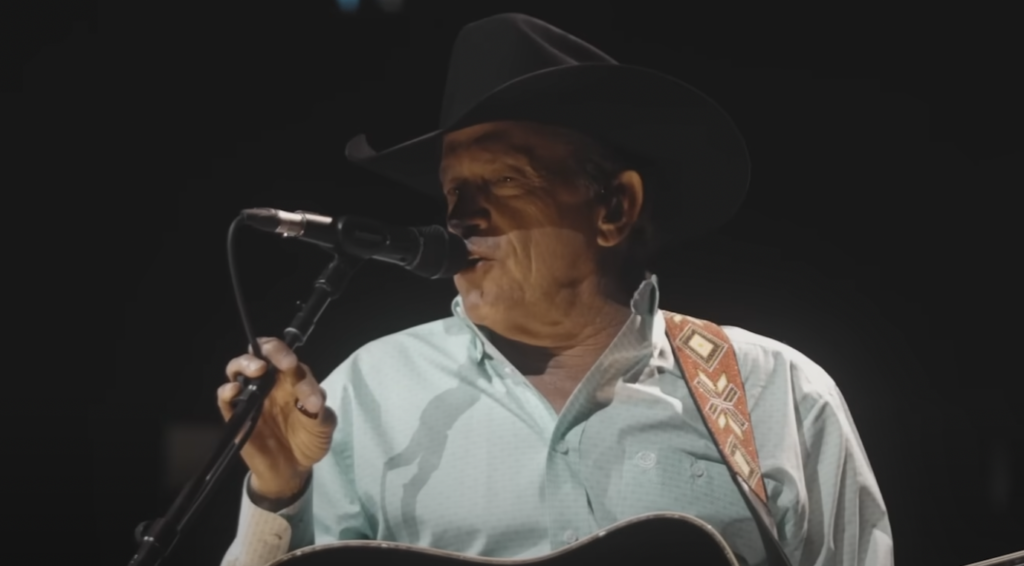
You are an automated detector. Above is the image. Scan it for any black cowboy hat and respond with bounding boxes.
[345,13,750,242]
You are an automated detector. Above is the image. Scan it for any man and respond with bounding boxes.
[217,13,892,566]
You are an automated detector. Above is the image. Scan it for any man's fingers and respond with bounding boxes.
[225,354,268,381]
[232,338,301,387]
[217,381,242,420]
[232,340,320,415]
[248,338,298,373]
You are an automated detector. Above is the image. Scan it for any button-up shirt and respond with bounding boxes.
[221,276,892,566]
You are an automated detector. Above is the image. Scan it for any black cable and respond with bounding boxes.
[228,215,263,360]
[129,215,362,566]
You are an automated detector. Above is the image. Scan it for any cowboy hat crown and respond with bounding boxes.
[346,13,750,241]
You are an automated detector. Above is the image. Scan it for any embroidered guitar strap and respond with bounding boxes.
[662,310,794,565]
[662,310,768,503]
[662,310,793,566]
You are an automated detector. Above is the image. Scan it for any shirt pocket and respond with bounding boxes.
[609,442,705,517]
[602,440,752,524]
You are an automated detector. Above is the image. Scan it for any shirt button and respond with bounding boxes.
[635,451,657,468]
[554,440,569,454]
[692,464,705,478]
[563,530,578,543]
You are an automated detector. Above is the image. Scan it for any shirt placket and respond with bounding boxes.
[453,280,659,554]
[482,352,598,553]
[543,418,598,551]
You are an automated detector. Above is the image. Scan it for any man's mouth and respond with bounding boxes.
[463,255,489,270]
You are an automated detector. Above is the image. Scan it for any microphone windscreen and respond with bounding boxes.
[410,226,468,278]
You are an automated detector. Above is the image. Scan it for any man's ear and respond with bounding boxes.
[596,170,643,247]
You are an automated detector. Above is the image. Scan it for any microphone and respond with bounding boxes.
[240,208,468,278]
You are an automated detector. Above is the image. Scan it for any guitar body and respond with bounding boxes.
[267,512,740,566]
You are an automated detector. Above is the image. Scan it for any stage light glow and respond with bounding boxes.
[336,0,403,12]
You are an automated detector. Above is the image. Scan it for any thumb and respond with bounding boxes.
[291,363,323,415]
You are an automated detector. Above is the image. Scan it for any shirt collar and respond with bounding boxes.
[451,274,663,366]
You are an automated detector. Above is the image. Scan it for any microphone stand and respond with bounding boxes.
[128,252,360,566]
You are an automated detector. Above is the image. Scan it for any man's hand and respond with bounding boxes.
[218,337,338,500]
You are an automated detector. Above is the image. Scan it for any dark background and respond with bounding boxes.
[13,0,1022,564]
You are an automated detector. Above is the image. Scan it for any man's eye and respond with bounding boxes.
[497,176,514,184]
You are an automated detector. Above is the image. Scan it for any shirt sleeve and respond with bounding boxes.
[219,472,314,566]
[783,365,894,566]
[220,357,374,566]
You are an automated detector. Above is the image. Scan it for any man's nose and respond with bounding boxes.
[447,195,490,238]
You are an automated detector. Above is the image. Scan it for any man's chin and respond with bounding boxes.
[459,291,484,318]
[457,289,493,324]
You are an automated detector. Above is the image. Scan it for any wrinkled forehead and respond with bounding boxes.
[440,122,574,178]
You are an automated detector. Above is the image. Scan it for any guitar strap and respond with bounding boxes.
[662,311,793,566]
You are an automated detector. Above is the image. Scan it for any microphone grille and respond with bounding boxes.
[409,226,468,278]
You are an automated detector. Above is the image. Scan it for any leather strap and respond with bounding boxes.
[663,310,792,566]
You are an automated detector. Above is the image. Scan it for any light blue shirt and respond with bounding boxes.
[223,275,892,566]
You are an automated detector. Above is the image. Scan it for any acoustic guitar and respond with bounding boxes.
[265,511,1024,566]
[267,512,738,565]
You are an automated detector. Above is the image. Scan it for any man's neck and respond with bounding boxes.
[484,298,634,383]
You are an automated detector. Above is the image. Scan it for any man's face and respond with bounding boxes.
[441,121,604,338]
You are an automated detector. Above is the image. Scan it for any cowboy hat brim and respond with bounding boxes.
[345,63,750,240]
